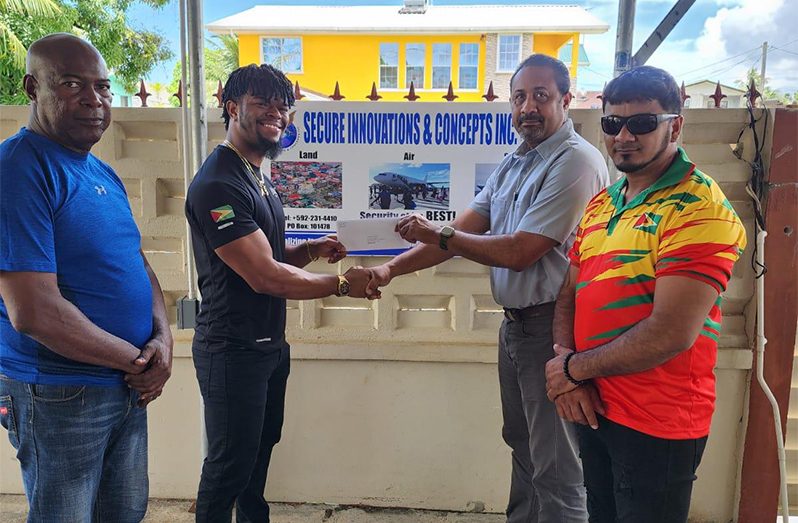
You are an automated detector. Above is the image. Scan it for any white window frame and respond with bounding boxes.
[405,43,426,89]
[497,34,522,73]
[431,43,452,90]
[378,43,400,90]
[260,36,303,74]
[458,43,479,91]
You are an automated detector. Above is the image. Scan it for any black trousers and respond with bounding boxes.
[192,345,290,523]
[576,415,707,523]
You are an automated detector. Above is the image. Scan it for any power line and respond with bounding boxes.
[769,46,798,58]
[583,66,612,80]
[675,45,762,78]
[675,37,798,79]
[683,51,760,84]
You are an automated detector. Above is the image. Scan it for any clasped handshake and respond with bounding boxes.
[313,213,439,299]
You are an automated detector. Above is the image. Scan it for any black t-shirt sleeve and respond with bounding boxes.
[188,178,260,250]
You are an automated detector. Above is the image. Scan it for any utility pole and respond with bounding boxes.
[760,41,768,100]
[614,0,637,77]
[187,0,207,173]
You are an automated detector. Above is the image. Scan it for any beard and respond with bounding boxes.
[613,132,670,173]
[261,138,283,160]
[515,114,545,146]
[239,116,284,160]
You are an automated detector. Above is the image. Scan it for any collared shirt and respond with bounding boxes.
[569,147,747,439]
[469,119,609,308]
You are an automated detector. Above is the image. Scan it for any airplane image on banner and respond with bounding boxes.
[368,163,450,211]
[373,172,447,194]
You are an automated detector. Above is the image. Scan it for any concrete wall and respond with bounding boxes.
[0,106,761,520]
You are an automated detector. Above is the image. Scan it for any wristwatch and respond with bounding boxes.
[439,225,455,250]
[336,274,351,297]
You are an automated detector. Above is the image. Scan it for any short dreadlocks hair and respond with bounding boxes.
[221,63,295,129]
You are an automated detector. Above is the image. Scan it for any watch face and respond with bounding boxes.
[339,280,351,296]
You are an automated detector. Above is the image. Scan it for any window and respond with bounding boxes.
[406,43,425,89]
[432,44,451,89]
[380,43,399,89]
[262,37,302,73]
[497,35,521,72]
[459,43,479,89]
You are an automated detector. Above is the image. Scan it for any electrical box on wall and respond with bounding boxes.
[177,296,200,329]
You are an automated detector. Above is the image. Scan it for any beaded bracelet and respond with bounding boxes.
[564,351,588,387]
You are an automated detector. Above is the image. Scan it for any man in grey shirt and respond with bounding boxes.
[368,54,608,522]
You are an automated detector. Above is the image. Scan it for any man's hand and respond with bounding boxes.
[554,383,605,429]
[309,235,347,263]
[365,264,391,300]
[396,214,441,245]
[545,343,579,400]
[125,333,173,407]
[343,266,381,299]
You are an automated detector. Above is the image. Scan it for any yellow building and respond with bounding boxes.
[207,2,609,102]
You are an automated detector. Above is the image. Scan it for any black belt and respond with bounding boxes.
[503,301,556,322]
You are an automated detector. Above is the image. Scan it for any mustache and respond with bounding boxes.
[518,114,544,124]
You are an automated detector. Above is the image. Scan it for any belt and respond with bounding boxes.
[503,301,556,322]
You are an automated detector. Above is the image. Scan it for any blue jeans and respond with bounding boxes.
[0,374,148,523]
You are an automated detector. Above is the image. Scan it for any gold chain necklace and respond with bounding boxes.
[221,140,268,198]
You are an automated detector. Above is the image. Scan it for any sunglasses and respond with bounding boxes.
[600,113,678,136]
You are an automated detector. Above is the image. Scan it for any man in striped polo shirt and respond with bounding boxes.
[544,66,747,522]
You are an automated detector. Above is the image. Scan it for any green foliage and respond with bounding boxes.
[0,0,62,68]
[205,34,239,84]
[735,67,793,103]
[0,0,172,105]
[170,34,239,107]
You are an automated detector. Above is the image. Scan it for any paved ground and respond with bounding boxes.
[0,495,505,523]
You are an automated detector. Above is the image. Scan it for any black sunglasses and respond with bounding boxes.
[600,113,678,136]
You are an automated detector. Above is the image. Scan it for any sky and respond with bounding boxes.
[370,163,451,184]
[128,0,798,96]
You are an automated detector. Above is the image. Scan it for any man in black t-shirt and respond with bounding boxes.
[185,64,374,523]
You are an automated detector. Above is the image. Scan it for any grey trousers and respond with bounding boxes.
[498,307,587,523]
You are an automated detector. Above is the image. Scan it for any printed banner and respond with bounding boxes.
[271,101,520,254]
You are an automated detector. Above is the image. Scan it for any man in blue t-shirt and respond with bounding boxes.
[0,34,172,522]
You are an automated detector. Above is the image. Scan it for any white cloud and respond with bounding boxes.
[579,0,797,94]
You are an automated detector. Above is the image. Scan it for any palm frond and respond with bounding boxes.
[0,19,26,68]
[0,0,61,17]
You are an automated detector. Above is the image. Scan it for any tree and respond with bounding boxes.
[0,0,61,67]
[170,34,239,107]
[735,67,792,104]
[205,33,239,84]
[0,0,172,105]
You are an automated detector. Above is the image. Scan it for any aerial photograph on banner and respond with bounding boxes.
[271,161,343,208]
[368,163,450,210]
[474,163,499,196]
